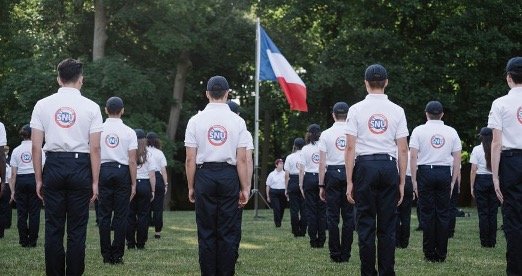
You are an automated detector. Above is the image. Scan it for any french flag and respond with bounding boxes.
[259,26,308,112]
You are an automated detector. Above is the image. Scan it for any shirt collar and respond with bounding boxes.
[426,120,444,125]
[57,87,81,95]
[333,122,346,127]
[204,103,230,111]
[21,140,31,144]
[105,118,122,123]
[365,94,388,100]
[508,87,522,95]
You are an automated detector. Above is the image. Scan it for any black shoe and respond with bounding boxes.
[154,234,161,239]
[127,244,136,250]
[415,227,423,231]
[112,257,124,265]
[136,245,145,250]
[103,257,112,264]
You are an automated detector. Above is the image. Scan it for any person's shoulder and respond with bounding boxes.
[81,97,101,111]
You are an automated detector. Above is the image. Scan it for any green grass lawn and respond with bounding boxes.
[0,208,505,275]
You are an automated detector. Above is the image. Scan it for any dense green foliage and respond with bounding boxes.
[0,209,506,275]
[0,1,520,208]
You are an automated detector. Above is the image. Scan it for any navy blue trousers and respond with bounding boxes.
[98,163,131,261]
[303,173,326,248]
[354,159,398,276]
[396,175,413,248]
[499,152,522,275]
[151,171,165,232]
[127,179,151,248]
[15,173,41,246]
[0,184,12,238]
[269,188,286,227]
[417,166,451,262]
[195,164,241,276]
[473,174,498,247]
[43,153,92,276]
[325,166,354,261]
[287,175,306,236]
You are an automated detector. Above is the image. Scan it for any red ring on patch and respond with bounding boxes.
[54,107,77,128]
[208,125,228,146]
[368,114,388,134]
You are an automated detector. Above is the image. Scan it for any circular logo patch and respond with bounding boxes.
[335,136,346,151]
[208,125,228,146]
[105,134,120,148]
[517,107,522,124]
[368,114,388,134]
[311,153,320,164]
[54,107,76,128]
[21,152,32,163]
[431,134,445,148]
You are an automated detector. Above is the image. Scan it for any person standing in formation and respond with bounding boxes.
[318,101,354,263]
[31,58,103,275]
[147,132,168,239]
[488,57,522,275]
[299,123,326,248]
[126,129,155,250]
[345,64,409,275]
[184,76,250,275]
[98,97,137,264]
[266,159,286,227]
[284,138,307,237]
[410,101,461,263]
[469,127,498,248]
[9,125,44,247]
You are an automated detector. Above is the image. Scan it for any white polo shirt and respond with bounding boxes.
[10,141,45,174]
[184,103,249,165]
[346,94,409,158]
[100,118,137,165]
[470,144,492,175]
[318,122,346,166]
[300,143,320,173]
[488,87,522,150]
[284,151,302,175]
[30,87,103,153]
[147,146,167,172]
[266,169,286,190]
[0,122,6,146]
[409,120,461,166]
[137,151,154,179]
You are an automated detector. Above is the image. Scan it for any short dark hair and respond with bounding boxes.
[508,72,522,84]
[427,113,443,120]
[208,90,228,100]
[334,113,347,121]
[367,80,387,89]
[19,124,31,140]
[57,58,83,84]
[146,132,162,149]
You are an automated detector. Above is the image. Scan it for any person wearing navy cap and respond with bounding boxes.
[30,58,103,275]
[345,64,409,275]
[9,125,44,247]
[284,138,307,237]
[98,97,138,264]
[185,76,250,275]
[318,102,354,263]
[300,123,326,248]
[469,127,498,248]
[488,57,522,275]
[410,100,461,262]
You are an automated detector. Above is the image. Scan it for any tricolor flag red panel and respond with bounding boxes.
[259,26,308,112]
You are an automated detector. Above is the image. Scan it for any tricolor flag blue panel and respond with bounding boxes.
[259,26,308,112]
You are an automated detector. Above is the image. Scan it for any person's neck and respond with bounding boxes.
[108,115,121,119]
[209,98,227,104]
[367,89,385,94]
[61,83,81,90]
[276,168,282,172]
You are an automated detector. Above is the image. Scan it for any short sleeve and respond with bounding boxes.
[89,107,104,133]
[409,127,420,150]
[345,107,358,136]
[237,118,249,148]
[0,122,6,146]
[9,148,18,168]
[395,110,409,139]
[487,100,502,130]
[266,172,273,187]
[452,130,462,152]
[129,131,138,150]
[469,147,479,164]
[30,102,44,131]
[283,156,290,171]
[246,132,254,150]
[317,133,327,152]
[159,151,167,167]
[184,117,197,147]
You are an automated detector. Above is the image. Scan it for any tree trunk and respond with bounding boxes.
[165,51,191,209]
[93,0,108,61]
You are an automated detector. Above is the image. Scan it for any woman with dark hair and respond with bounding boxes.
[470,127,498,247]
[126,129,155,249]
[284,138,306,237]
[299,124,326,248]
[9,124,44,247]
[146,132,168,239]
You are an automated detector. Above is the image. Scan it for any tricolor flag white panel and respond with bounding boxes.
[259,26,308,112]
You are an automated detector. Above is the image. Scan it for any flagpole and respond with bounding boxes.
[254,18,261,218]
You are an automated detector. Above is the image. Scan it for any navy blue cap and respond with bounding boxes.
[506,57,522,73]
[425,101,443,115]
[332,102,349,114]
[365,64,388,81]
[135,129,146,139]
[307,123,321,133]
[479,127,492,136]
[207,76,229,92]
[293,138,305,148]
[146,131,159,140]
[226,100,240,114]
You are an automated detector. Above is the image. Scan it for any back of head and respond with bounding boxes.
[207,76,230,100]
[293,137,305,151]
[226,100,240,114]
[506,57,522,84]
[425,100,444,120]
[332,101,349,120]
[106,96,124,115]
[57,58,83,84]
[305,124,321,144]
[365,64,388,89]
[135,129,147,165]
[20,124,31,140]
[146,131,161,149]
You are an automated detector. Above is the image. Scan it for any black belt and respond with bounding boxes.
[327,165,345,170]
[417,165,450,170]
[197,162,235,169]
[101,162,128,168]
[46,152,89,159]
[305,172,318,176]
[137,179,150,182]
[289,174,299,178]
[502,149,522,157]
[356,154,395,162]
